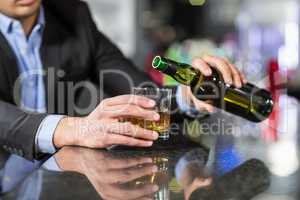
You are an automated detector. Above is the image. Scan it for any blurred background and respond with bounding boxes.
[85,0,299,87]
[82,0,300,199]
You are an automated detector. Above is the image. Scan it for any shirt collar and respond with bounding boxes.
[0,12,14,34]
[36,6,45,32]
[0,6,45,34]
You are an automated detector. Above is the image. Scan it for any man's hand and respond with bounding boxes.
[53,95,160,149]
[180,55,248,112]
[55,147,159,200]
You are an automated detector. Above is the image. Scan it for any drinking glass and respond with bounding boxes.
[126,87,172,140]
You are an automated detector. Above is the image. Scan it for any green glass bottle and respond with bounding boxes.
[152,56,273,122]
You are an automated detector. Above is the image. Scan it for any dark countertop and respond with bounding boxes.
[0,111,299,200]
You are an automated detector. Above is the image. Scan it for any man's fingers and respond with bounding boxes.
[108,122,159,141]
[113,184,159,200]
[222,58,247,84]
[228,63,242,88]
[105,133,154,147]
[181,85,215,112]
[239,70,248,84]
[106,157,153,170]
[102,104,160,121]
[95,183,157,200]
[102,95,156,108]
[192,58,212,76]
[202,55,233,85]
[109,163,158,183]
[192,97,215,113]
[223,58,245,88]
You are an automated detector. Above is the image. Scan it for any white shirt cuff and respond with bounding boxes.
[42,157,62,172]
[176,85,199,114]
[35,115,65,154]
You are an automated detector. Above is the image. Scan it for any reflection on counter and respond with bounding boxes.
[43,146,270,200]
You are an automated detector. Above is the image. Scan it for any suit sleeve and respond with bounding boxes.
[0,100,47,161]
[80,3,152,96]
[80,2,184,122]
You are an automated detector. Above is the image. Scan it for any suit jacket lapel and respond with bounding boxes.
[41,8,62,72]
[0,32,20,103]
[40,7,65,113]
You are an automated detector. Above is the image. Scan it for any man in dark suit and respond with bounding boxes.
[0,0,246,161]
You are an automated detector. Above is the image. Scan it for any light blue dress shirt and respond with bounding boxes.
[176,85,201,115]
[0,8,64,154]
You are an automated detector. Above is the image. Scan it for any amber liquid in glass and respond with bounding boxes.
[125,112,170,135]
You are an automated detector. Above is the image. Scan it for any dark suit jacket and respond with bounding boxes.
[0,0,158,160]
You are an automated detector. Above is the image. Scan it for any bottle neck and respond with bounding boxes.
[152,56,168,71]
[152,56,177,76]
